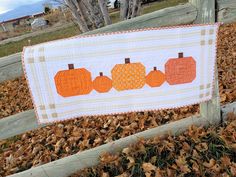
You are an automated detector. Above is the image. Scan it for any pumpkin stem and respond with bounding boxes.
[154,67,157,71]
[99,72,103,76]
[68,64,74,69]
[125,58,130,64]
[178,52,184,58]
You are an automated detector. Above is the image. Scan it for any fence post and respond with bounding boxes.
[189,0,221,124]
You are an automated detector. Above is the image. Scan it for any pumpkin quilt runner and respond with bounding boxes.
[22,24,219,124]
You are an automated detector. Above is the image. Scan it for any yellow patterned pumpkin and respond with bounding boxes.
[111,58,146,91]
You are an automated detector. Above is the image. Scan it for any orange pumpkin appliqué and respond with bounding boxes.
[165,53,196,85]
[93,72,112,93]
[146,67,165,87]
[54,64,93,97]
[111,58,146,91]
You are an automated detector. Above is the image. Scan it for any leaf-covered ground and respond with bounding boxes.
[0,23,235,176]
[217,23,236,103]
[71,113,236,177]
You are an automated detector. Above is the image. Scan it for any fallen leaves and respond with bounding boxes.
[217,23,236,104]
[0,76,33,119]
[71,113,236,177]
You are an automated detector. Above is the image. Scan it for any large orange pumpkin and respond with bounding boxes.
[111,58,146,91]
[93,72,112,93]
[165,52,196,85]
[54,64,93,97]
[146,67,165,87]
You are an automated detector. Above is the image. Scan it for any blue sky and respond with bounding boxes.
[0,0,43,14]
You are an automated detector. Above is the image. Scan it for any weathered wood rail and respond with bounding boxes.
[0,53,22,82]
[217,0,236,23]
[1,101,235,141]
[0,0,235,176]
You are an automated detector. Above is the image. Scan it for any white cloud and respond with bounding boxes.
[0,6,11,14]
[0,0,43,14]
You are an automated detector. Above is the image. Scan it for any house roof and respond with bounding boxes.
[0,12,45,25]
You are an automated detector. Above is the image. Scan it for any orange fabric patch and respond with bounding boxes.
[146,67,165,87]
[93,72,112,93]
[111,58,146,91]
[165,53,196,85]
[54,64,93,97]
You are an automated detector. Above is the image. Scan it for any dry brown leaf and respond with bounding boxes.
[195,142,208,152]
[142,162,156,172]
[101,172,109,177]
[192,161,200,174]
[230,163,236,176]
[122,147,130,155]
[203,159,216,168]
[145,172,151,177]
[155,168,163,177]
[167,168,175,177]
[182,142,190,151]
[127,156,135,169]
[175,156,191,174]
[115,173,129,177]
[100,153,119,163]
[211,164,221,173]
[221,156,231,166]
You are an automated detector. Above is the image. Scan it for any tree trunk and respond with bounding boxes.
[120,0,142,20]
[131,0,142,18]
[98,0,112,25]
[77,0,94,30]
[120,0,129,20]
[64,0,89,32]
[83,0,104,28]
[65,0,142,33]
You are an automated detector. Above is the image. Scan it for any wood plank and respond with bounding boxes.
[189,0,221,125]
[0,3,197,84]
[0,110,45,140]
[199,69,221,124]
[1,99,235,140]
[9,115,207,177]
[0,53,22,83]
[189,0,215,23]
[217,0,236,23]
[221,102,236,120]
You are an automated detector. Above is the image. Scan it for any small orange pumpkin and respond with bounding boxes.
[146,67,165,87]
[93,72,112,93]
[54,64,93,97]
[111,58,146,91]
[165,52,196,85]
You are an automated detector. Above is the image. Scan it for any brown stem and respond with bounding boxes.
[178,52,183,58]
[99,72,103,76]
[154,67,157,71]
[68,64,74,69]
[125,58,130,64]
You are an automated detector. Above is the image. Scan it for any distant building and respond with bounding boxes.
[0,12,45,32]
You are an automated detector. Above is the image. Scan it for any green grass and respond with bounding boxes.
[0,25,80,57]
[0,0,187,58]
[142,0,187,14]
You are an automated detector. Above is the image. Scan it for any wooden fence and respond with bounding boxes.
[0,0,235,177]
